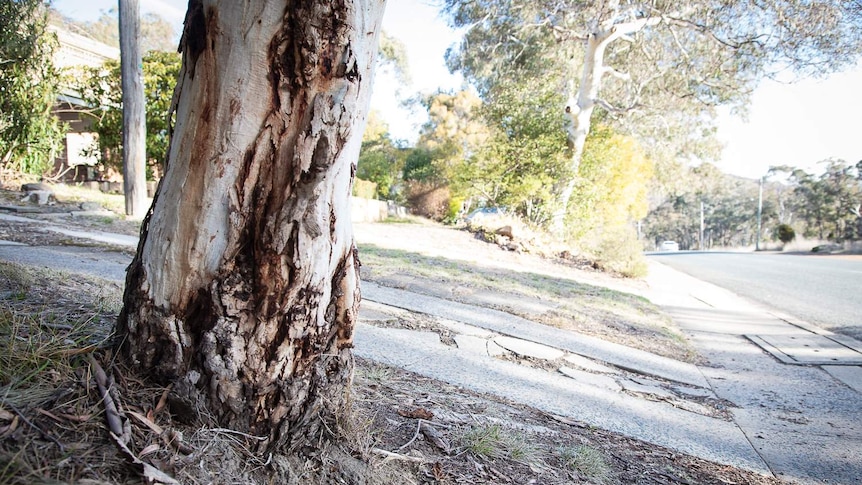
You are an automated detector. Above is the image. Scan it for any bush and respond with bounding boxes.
[775,224,796,244]
[404,181,450,220]
[583,225,648,278]
[352,178,377,199]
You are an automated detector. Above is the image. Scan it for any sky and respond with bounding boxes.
[53,0,862,180]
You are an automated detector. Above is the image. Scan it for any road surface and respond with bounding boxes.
[648,251,862,340]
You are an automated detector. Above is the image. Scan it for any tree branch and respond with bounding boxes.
[602,65,630,82]
[594,97,639,114]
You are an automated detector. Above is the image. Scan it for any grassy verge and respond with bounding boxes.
[358,244,698,362]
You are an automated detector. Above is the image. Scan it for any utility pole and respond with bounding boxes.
[756,176,764,251]
[699,200,705,251]
[119,0,147,217]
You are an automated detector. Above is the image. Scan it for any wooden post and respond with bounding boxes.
[118,0,147,217]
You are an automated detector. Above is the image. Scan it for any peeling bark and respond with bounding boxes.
[117,0,384,453]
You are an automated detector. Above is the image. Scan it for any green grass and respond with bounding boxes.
[460,424,546,466]
[558,445,614,483]
[0,263,119,405]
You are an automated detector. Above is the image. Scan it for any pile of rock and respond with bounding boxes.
[20,182,55,205]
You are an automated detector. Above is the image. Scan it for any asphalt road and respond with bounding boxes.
[648,251,862,340]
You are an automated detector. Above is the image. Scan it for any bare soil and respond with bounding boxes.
[0,187,786,484]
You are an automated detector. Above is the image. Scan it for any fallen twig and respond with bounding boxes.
[398,420,423,451]
[8,403,65,451]
[112,431,180,484]
[371,447,427,463]
[89,355,130,444]
[420,421,451,454]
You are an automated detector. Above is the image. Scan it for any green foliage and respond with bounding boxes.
[775,224,796,244]
[778,159,862,241]
[558,445,613,484]
[0,0,65,175]
[582,225,648,278]
[461,424,544,465]
[352,178,377,200]
[463,78,569,225]
[643,163,764,249]
[76,51,181,179]
[356,111,407,199]
[568,125,654,239]
[402,147,438,183]
[377,31,411,86]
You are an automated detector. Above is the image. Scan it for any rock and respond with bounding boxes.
[22,190,55,205]
[495,225,514,239]
[80,201,103,211]
[21,182,52,192]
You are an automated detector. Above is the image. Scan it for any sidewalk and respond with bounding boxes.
[1,213,861,484]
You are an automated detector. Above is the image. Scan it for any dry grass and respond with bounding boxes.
[358,244,698,363]
[0,263,786,484]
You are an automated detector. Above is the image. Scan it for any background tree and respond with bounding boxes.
[356,110,408,199]
[443,0,862,232]
[118,0,384,459]
[787,159,861,241]
[463,78,568,225]
[0,0,65,175]
[401,89,490,219]
[354,30,411,200]
[642,164,765,249]
[50,7,177,53]
[77,51,181,179]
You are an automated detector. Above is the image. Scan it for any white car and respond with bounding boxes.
[659,241,679,252]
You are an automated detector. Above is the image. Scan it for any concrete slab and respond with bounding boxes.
[436,318,497,338]
[453,334,491,356]
[619,378,676,400]
[0,213,48,223]
[358,300,410,321]
[822,366,862,394]
[747,334,862,365]
[362,282,709,388]
[354,323,770,474]
[494,336,565,360]
[0,245,129,282]
[0,205,40,213]
[651,261,862,485]
[45,227,139,247]
[563,353,621,375]
[558,366,621,392]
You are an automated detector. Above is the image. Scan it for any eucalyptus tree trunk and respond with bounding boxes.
[118,0,384,453]
[552,16,659,236]
[552,33,606,235]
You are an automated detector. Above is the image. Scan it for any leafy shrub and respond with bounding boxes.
[404,181,450,220]
[584,225,648,278]
[352,178,377,199]
[775,223,796,244]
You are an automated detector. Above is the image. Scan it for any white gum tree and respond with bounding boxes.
[118,0,385,454]
[443,0,862,234]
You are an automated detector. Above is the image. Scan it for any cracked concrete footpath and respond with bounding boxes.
[4,216,858,482]
[644,261,862,485]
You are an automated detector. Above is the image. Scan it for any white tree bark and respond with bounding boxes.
[552,15,661,235]
[119,0,384,453]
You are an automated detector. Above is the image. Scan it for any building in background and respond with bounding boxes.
[49,26,118,181]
